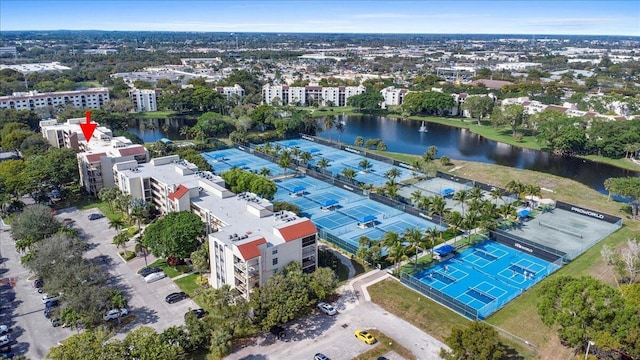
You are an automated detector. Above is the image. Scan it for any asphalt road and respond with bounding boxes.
[0,207,198,358]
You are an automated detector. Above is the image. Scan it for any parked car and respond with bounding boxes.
[1,352,15,358]
[103,308,129,321]
[45,300,59,309]
[0,326,7,335]
[165,292,188,304]
[41,294,59,304]
[314,353,330,360]
[186,308,207,319]
[354,329,376,345]
[0,345,10,354]
[144,271,166,283]
[269,325,285,340]
[88,213,104,220]
[33,278,43,290]
[317,302,337,316]
[138,266,162,277]
[0,336,9,347]
[50,318,61,327]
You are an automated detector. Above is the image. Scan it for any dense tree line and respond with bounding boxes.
[142,211,206,259]
[401,91,455,116]
[347,91,384,113]
[220,167,277,200]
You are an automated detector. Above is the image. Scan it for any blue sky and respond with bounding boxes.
[1,1,638,36]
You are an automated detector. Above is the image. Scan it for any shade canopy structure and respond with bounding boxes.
[440,188,455,197]
[291,186,306,194]
[517,209,531,218]
[321,199,339,207]
[434,244,456,256]
[360,215,377,223]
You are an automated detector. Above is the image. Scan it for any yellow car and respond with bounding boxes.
[354,329,376,345]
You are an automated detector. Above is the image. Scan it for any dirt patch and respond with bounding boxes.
[537,179,557,189]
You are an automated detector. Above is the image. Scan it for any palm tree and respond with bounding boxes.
[134,239,149,267]
[377,141,387,151]
[341,168,357,183]
[403,227,423,265]
[299,151,312,166]
[489,187,503,205]
[498,202,516,221]
[410,190,423,206]
[180,126,192,140]
[506,180,525,200]
[259,167,271,177]
[161,124,170,134]
[382,231,405,274]
[424,227,440,256]
[383,179,399,199]
[317,157,330,172]
[108,218,125,233]
[113,232,130,250]
[446,211,464,244]
[468,186,483,202]
[384,167,401,181]
[290,147,301,164]
[278,150,292,176]
[452,189,469,216]
[417,195,432,211]
[336,122,345,143]
[604,178,613,201]
[359,159,372,173]
[354,136,364,147]
[439,156,451,166]
[430,195,450,227]
[324,115,336,142]
[525,184,541,200]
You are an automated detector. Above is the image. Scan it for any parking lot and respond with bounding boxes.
[0,207,198,358]
[228,285,446,360]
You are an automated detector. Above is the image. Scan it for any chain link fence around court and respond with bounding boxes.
[400,272,480,319]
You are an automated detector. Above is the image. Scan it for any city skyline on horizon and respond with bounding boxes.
[1,1,638,37]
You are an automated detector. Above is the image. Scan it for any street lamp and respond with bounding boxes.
[585,340,595,360]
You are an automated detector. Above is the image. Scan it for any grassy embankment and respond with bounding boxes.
[367,151,638,360]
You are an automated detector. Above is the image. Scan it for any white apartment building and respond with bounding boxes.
[111,155,318,300]
[380,86,409,109]
[494,62,542,71]
[39,118,148,195]
[262,84,366,106]
[215,84,245,100]
[129,88,160,112]
[0,88,109,111]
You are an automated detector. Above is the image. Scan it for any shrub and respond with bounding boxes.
[120,250,136,261]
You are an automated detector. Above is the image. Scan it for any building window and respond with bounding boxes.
[272,249,278,255]
[272,258,278,266]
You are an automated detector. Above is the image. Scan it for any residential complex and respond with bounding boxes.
[0,87,109,111]
[39,118,148,195]
[129,88,161,112]
[380,86,409,109]
[112,155,318,300]
[262,84,366,106]
[215,84,245,100]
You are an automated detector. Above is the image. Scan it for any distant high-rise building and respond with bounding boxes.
[129,88,161,112]
[262,84,366,106]
[0,88,109,111]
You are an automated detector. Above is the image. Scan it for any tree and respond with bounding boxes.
[121,326,185,360]
[452,189,469,216]
[440,321,507,360]
[354,136,364,147]
[341,168,357,183]
[11,204,61,250]
[278,150,292,176]
[403,227,424,264]
[317,157,330,172]
[323,115,336,142]
[112,232,130,250]
[143,211,206,259]
[358,159,372,173]
[347,91,384,113]
[134,239,150,267]
[46,329,119,360]
[605,177,640,219]
[19,133,50,157]
[462,96,494,125]
[439,156,451,166]
[501,104,526,136]
[382,231,405,274]
[191,242,210,278]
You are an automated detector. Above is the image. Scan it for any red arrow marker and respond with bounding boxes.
[80,110,97,142]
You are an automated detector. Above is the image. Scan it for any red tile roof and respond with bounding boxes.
[546,105,568,112]
[471,79,514,90]
[85,152,106,162]
[277,219,317,242]
[237,237,266,260]
[167,185,190,201]
[118,145,146,157]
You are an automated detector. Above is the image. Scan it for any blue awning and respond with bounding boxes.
[440,188,455,196]
[360,215,376,223]
[292,186,306,193]
[322,199,338,207]
[517,209,531,217]
[213,154,225,159]
[434,244,456,256]
[309,147,320,153]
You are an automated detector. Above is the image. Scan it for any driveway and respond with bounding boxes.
[0,207,197,359]
[228,272,447,360]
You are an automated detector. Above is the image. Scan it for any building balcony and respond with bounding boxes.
[302,259,316,269]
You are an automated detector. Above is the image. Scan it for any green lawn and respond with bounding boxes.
[175,274,200,297]
[578,154,640,172]
[148,258,192,278]
[68,198,122,222]
[136,110,177,119]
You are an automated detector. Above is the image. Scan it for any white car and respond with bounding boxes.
[317,302,337,316]
[41,294,59,304]
[0,325,7,335]
[103,308,129,321]
[0,335,9,346]
[144,271,166,283]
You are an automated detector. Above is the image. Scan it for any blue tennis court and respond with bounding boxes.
[413,240,561,319]
[315,212,356,230]
[380,220,422,233]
